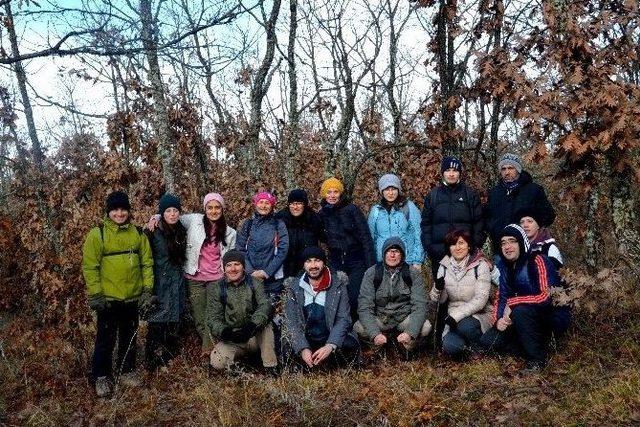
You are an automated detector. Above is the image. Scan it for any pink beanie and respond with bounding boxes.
[252,191,277,206]
[203,192,225,209]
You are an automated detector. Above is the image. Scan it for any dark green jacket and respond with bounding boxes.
[207,275,271,337]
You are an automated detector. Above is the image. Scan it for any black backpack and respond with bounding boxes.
[372,262,413,291]
[99,223,144,257]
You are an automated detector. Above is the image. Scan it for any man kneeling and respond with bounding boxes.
[283,247,359,370]
[208,250,278,373]
[354,237,431,351]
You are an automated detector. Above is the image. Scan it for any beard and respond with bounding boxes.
[307,267,324,280]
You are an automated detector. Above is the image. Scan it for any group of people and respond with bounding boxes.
[82,153,570,398]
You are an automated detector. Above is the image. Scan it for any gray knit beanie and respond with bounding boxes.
[378,173,402,193]
[498,153,523,174]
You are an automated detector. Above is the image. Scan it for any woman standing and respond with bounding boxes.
[430,228,493,358]
[235,191,289,301]
[150,192,237,357]
[318,177,375,320]
[145,193,188,371]
[275,189,325,278]
[368,173,423,269]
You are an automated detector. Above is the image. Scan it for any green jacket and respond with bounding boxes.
[82,218,154,301]
[207,275,271,338]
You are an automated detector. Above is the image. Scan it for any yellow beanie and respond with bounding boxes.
[320,177,344,198]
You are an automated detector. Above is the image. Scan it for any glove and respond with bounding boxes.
[435,277,446,291]
[444,315,458,330]
[237,322,257,342]
[89,294,109,312]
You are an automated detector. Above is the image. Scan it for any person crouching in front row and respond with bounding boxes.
[354,237,431,353]
[207,250,278,374]
[282,246,360,371]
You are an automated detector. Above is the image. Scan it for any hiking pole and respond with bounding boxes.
[432,276,445,351]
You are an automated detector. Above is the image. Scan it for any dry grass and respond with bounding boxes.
[2,294,639,426]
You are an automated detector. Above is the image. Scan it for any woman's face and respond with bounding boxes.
[325,188,341,205]
[450,236,470,261]
[382,186,399,203]
[289,201,305,217]
[205,200,223,221]
[255,199,273,215]
[163,207,180,225]
[519,216,540,239]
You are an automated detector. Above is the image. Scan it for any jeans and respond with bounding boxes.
[479,304,552,365]
[92,301,139,380]
[187,279,219,351]
[441,316,482,356]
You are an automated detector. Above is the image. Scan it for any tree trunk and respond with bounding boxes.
[610,166,640,264]
[139,0,175,193]
[284,0,299,190]
[5,2,60,255]
[584,180,599,270]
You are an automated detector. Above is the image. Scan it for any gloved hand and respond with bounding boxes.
[444,315,458,330]
[237,322,257,342]
[89,294,109,312]
[220,327,235,342]
[435,277,446,291]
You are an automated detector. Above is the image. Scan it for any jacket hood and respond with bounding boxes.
[499,224,530,264]
[382,236,406,260]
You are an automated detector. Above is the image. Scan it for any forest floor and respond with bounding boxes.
[1,306,639,426]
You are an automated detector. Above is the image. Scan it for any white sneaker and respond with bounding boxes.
[95,376,112,397]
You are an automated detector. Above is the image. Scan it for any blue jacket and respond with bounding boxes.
[368,199,424,265]
[494,253,559,321]
[319,199,375,266]
[235,213,289,280]
[283,269,357,354]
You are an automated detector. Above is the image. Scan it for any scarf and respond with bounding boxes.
[530,228,552,246]
[309,267,332,293]
[450,254,470,281]
[503,179,520,195]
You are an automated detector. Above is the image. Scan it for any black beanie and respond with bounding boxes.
[301,246,327,263]
[287,189,309,205]
[514,206,542,226]
[222,250,245,268]
[158,193,182,215]
[105,191,131,213]
[441,156,462,174]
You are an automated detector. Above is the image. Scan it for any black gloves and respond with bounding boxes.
[444,315,458,330]
[221,322,258,343]
[435,277,446,291]
[89,294,109,312]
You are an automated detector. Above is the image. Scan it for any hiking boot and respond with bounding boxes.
[521,361,544,374]
[117,372,142,387]
[95,376,112,398]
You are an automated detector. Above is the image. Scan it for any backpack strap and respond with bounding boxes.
[373,262,413,291]
[99,223,143,257]
[400,202,410,221]
[220,276,257,308]
[401,263,413,287]
[373,263,384,291]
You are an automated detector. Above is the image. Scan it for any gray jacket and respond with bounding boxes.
[283,270,357,354]
[357,237,428,339]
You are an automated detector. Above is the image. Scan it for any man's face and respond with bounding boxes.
[500,165,519,182]
[108,208,130,225]
[224,261,244,283]
[443,168,461,185]
[384,247,403,267]
[304,258,325,279]
[501,236,520,261]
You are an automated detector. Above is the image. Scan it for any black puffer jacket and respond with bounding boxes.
[485,170,556,253]
[275,207,325,277]
[319,198,376,266]
[420,182,484,262]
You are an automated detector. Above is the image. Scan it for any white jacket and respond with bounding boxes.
[180,213,237,276]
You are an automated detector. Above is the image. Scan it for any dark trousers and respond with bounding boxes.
[479,304,552,365]
[442,316,482,356]
[92,301,139,380]
[329,254,368,320]
[145,322,181,371]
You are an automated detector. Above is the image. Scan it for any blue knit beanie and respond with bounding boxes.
[441,156,462,174]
